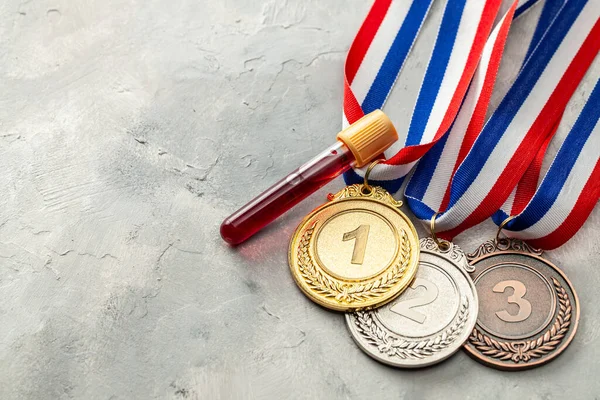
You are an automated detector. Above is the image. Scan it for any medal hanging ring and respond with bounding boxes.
[289,161,420,312]
[362,159,381,194]
[430,212,450,252]
[495,215,516,245]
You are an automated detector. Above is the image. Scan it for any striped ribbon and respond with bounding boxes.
[493,77,600,249]
[342,0,530,192]
[404,0,600,247]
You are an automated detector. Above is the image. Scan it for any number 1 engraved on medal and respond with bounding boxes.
[390,278,439,324]
[342,224,370,265]
[493,280,532,322]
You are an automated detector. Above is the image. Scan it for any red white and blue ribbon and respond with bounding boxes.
[493,77,600,249]
[343,0,509,193]
[404,0,600,246]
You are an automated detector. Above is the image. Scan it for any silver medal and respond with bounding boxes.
[346,238,478,368]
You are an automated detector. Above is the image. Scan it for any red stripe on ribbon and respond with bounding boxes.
[346,0,392,84]
[528,159,600,250]
[343,83,366,124]
[511,121,558,216]
[343,0,392,124]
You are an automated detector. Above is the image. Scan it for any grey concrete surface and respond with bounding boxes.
[1,0,599,399]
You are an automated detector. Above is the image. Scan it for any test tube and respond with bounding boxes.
[220,110,398,245]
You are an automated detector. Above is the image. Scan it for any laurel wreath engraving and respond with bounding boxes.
[297,223,410,304]
[353,297,470,359]
[468,278,571,363]
[467,238,543,262]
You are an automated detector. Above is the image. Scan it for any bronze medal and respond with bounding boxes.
[463,238,580,370]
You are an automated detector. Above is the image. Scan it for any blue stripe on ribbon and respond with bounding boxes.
[404,127,450,221]
[492,209,511,226]
[403,82,466,220]
[492,77,600,230]
[405,0,466,146]
[514,0,543,19]
[405,196,437,220]
[446,0,586,209]
[407,132,449,199]
[361,0,434,113]
[523,0,566,64]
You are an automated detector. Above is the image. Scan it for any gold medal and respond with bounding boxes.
[289,173,419,311]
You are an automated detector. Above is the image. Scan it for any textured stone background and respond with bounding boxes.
[1,0,599,399]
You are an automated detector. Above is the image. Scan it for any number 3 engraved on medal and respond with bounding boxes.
[342,224,370,265]
[390,278,438,324]
[493,280,532,322]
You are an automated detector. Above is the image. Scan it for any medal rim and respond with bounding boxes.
[288,190,420,312]
[345,240,478,368]
[463,247,580,371]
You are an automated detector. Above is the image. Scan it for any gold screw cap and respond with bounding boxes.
[336,110,398,168]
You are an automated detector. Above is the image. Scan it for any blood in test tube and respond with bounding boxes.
[220,142,353,245]
[220,110,398,245]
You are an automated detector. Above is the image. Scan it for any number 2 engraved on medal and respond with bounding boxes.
[342,224,370,265]
[390,278,438,324]
[493,280,532,322]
